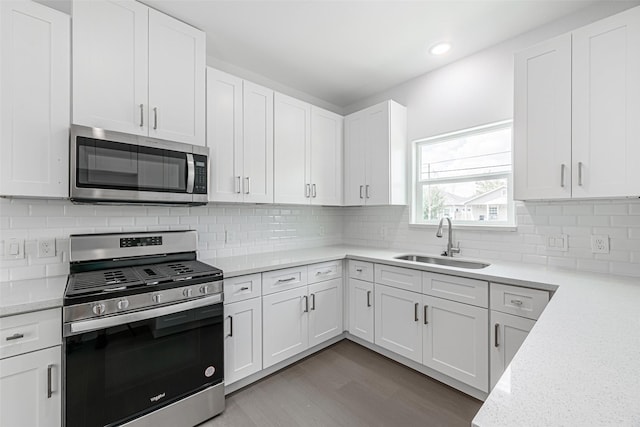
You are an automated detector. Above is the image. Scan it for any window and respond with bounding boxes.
[412,120,514,227]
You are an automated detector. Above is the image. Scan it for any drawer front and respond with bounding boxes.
[374,264,422,292]
[348,260,374,282]
[224,273,262,304]
[490,283,549,320]
[423,273,489,308]
[262,266,308,295]
[0,308,61,359]
[308,260,342,284]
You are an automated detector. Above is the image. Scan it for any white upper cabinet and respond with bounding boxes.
[72,0,205,145]
[0,0,70,198]
[514,6,640,200]
[344,100,407,206]
[310,107,343,206]
[207,68,273,203]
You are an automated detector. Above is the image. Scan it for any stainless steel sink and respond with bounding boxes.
[394,255,490,269]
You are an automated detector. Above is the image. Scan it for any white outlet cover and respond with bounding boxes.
[591,235,610,254]
[38,238,56,258]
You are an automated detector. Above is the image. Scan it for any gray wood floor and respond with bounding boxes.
[200,340,482,427]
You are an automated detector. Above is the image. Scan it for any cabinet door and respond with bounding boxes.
[243,81,274,203]
[423,295,489,392]
[262,287,309,368]
[513,34,572,200]
[308,278,343,347]
[274,93,311,204]
[572,6,640,198]
[0,1,69,198]
[364,102,391,205]
[348,278,374,343]
[0,346,61,427]
[343,111,367,205]
[72,0,148,135]
[148,9,205,145]
[490,310,535,390]
[206,68,243,202]
[224,298,262,386]
[310,107,343,206]
[374,284,422,363]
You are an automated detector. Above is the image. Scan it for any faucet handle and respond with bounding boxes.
[451,242,461,255]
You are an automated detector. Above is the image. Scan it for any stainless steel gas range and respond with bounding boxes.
[62,230,224,427]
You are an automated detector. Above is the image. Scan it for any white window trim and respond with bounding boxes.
[410,120,515,228]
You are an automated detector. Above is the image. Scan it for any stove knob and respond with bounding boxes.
[183,288,193,298]
[152,294,162,304]
[117,299,130,310]
[92,303,106,316]
[199,285,209,295]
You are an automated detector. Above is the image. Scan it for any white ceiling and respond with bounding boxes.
[143,1,599,108]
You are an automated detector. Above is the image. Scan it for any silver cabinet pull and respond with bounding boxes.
[315,270,332,275]
[47,364,54,398]
[303,295,309,313]
[153,107,158,130]
[560,164,566,188]
[365,185,370,199]
[139,104,144,127]
[186,153,195,193]
[245,177,250,194]
[235,176,241,194]
[277,277,297,283]
[305,184,311,198]
[227,315,233,337]
[578,161,583,186]
[494,323,500,347]
[423,305,428,325]
[312,184,317,198]
[240,287,249,291]
[414,302,419,322]
[6,333,24,341]
[355,268,363,272]
[510,299,523,306]
[366,290,372,307]
[359,185,364,199]
[311,293,316,311]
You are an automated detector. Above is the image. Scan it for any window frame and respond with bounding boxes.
[410,120,515,228]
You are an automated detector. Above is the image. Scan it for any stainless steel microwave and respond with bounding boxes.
[70,125,208,205]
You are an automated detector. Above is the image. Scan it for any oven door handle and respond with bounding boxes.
[186,153,195,193]
[64,294,222,337]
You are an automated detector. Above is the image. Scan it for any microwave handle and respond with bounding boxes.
[186,153,195,193]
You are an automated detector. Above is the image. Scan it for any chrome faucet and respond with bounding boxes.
[436,217,460,257]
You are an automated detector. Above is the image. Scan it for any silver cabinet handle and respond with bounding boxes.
[6,333,24,341]
[305,184,311,198]
[423,305,428,325]
[235,176,241,194]
[365,185,370,199]
[47,364,54,398]
[139,104,144,127]
[315,270,332,275]
[227,315,233,337]
[355,268,363,272]
[277,277,297,283]
[494,323,500,347]
[240,286,249,291]
[510,299,523,306]
[186,153,195,193]
[303,295,309,313]
[578,161,583,186]
[311,293,316,311]
[560,164,566,188]
[359,185,364,199]
[153,107,158,130]
[366,290,371,307]
[312,184,317,198]
[414,302,419,322]
[245,177,250,194]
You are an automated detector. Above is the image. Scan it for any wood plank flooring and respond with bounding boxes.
[200,340,482,427]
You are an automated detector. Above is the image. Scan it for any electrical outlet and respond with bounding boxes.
[546,234,568,252]
[224,230,236,244]
[3,238,25,259]
[591,235,609,254]
[38,238,56,258]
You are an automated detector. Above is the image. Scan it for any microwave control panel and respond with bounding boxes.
[193,154,208,194]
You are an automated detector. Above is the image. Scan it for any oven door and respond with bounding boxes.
[64,298,223,427]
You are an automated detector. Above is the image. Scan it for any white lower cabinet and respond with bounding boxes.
[224,297,262,386]
[308,278,343,347]
[489,310,536,389]
[0,346,61,427]
[348,278,374,343]
[423,295,489,392]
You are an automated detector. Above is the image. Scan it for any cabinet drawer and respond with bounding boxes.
[224,273,262,304]
[0,308,61,359]
[348,260,374,282]
[308,260,342,284]
[262,266,308,295]
[374,264,421,292]
[490,283,549,320]
[423,273,489,308]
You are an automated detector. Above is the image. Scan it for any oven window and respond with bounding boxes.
[76,137,187,192]
[65,303,223,427]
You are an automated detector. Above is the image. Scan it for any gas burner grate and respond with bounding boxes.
[67,268,143,295]
[157,261,218,279]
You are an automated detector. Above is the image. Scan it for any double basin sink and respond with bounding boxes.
[394,254,490,270]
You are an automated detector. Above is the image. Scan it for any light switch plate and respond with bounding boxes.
[3,238,25,259]
[546,234,568,252]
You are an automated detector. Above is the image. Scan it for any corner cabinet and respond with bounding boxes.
[72,0,205,145]
[344,100,407,206]
[514,5,640,200]
[0,0,69,198]
[207,68,274,203]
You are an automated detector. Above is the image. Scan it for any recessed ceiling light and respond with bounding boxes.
[429,42,452,56]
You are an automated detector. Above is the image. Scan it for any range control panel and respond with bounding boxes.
[120,236,163,248]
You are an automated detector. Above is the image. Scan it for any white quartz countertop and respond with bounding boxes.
[2,245,640,425]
